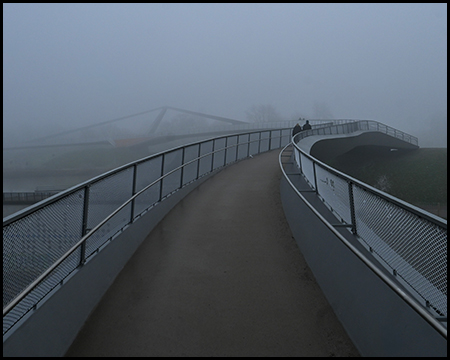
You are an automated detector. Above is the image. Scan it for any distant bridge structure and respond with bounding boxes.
[10,106,341,151]
[16,106,250,149]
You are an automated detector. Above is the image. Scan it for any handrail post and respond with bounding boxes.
[258,131,262,154]
[130,164,137,223]
[180,147,185,188]
[211,139,215,172]
[224,136,228,166]
[159,153,165,201]
[348,181,357,235]
[313,161,318,193]
[196,143,201,179]
[80,184,90,266]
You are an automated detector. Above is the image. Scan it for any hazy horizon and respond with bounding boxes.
[3,3,447,148]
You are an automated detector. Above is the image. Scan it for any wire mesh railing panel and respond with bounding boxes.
[162,149,183,197]
[182,144,200,185]
[85,203,133,260]
[300,153,315,189]
[3,190,84,310]
[134,156,163,215]
[315,165,352,225]
[352,186,447,316]
[237,134,249,160]
[249,133,260,156]
[259,131,271,153]
[134,183,160,218]
[225,136,238,164]
[3,248,80,335]
[270,130,281,150]
[86,168,134,231]
[213,138,227,170]
[85,169,134,257]
[282,129,290,147]
[135,156,163,192]
[199,141,213,177]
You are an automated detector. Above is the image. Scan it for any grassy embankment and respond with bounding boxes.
[324,146,447,219]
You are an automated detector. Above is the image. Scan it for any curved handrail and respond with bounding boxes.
[1,120,437,338]
[3,127,292,333]
[3,139,254,315]
[279,122,446,338]
[293,137,444,226]
[293,119,419,146]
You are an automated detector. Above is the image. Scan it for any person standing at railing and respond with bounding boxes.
[303,120,312,130]
[292,123,302,137]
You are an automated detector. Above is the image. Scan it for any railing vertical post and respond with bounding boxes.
[159,154,165,201]
[348,182,357,235]
[211,140,215,172]
[313,162,319,193]
[247,133,251,157]
[258,131,262,154]
[130,164,137,223]
[235,136,239,162]
[196,144,201,179]
[180,147,185,189]
[80,184,90,266]
[279,130,282,148]
[224,137,228,166]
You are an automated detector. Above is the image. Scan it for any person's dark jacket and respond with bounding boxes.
[292,123,302,137]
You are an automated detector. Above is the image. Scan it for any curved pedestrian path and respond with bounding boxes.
[65,149,360,357]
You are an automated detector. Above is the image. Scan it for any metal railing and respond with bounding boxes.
[3,119,437,338]
[3,192,60,205]
[284,120,446,337]
[3,127,294,336]
[294,120,419,146]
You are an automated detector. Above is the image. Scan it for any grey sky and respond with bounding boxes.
[3,3,447,147]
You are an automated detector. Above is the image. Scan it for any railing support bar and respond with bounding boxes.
[79,185,90,266]
[348,182,357,235]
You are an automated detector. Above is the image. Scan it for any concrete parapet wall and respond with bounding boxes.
[3,172,217,357]
[280,174,446,357]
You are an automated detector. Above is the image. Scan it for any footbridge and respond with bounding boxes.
[3,120,447,356]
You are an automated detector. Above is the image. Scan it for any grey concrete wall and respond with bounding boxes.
[3,171,216,357]
[280,175,446,357]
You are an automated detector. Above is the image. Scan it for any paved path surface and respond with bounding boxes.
[65,150,360,357]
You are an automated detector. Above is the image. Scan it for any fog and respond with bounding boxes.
[3,3,447,148]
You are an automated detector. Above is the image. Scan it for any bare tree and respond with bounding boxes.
[246,104,283,123]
